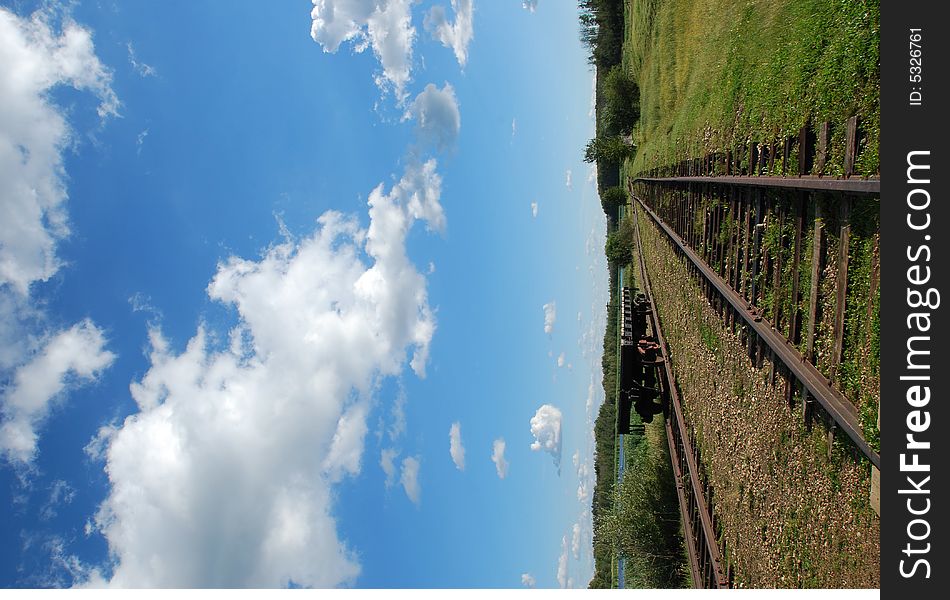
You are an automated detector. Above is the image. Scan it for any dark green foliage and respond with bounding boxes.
[585,135,634,165]
[597,431,688,588]
[604,216,634,265]
[578,0,625,69]
[590,265,620,588]
[600,186,627,217]
[601,65,640,135]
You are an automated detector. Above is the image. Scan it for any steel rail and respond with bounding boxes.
[634,195,881,469]
[631,203,730,589]
[635,176,880,195]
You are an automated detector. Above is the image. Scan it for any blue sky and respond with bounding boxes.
[0,0,607,588]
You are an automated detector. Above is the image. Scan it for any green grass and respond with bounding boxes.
[623,0,880,177]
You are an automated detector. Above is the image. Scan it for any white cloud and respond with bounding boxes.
[310,0,415,101]
[404,82,460,151]
[0,7,118,296]
[1,320,115,464]
[565,169,573,190]
[511,118,517,138]
[322,402,369,483]
[522,1,539,12]
[85,160,444,587]
[521,573,536,587]
[490,438,508,479]
[380,447,399,488]
[576,479,589,503]
[400,455,421,505]
[0,11,118,460]
[556,535,568,588]
[571,450,579,469]
[135,129,149,154]
[530,202,538,218]
[126,42,156,77]
[529,404,561,471]
[424,0,473,68]
[571,523,581,559]
[542,301,556,334]
[387,383,407,442]
[556,352,565,368]
[40,479,76,521]
[448,421,465,471]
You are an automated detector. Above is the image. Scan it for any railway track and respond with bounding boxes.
[628,176,880,470]
[628,204,730,589]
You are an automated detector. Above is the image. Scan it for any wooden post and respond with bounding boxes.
[741,190,753,301]
[844,116,858,177]
[789,193,806,345]
[771,200,785,331]
[750,190,765,308]
[830,198,851,381]
[805,201,824,363]
[816,122,830,176]
[798,127,809,176]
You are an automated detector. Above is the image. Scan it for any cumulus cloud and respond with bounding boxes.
[511,118,517,138]
[0,7,118,296]
[522,0,538,12]
[404,82,460,151]
[448,421,465,471]
[400,455,421,505]
[1,320,115,464]
[0,11,118,450]
[556,535,568,588]
[530,202,538,218]
[542,301,556,334]
[490,438,508,479]
[85,160,444,587]
[424,0,473,68]
[529,404,561,471]
[521,572,536,587]
[556,352,565,368]
[310,0,415,101]
[565,169,573,190]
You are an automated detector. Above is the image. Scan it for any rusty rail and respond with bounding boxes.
[635,176,880,195]
[630,203,730,589]
[632,193,881,469]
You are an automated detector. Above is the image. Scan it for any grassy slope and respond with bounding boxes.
[624,0,880,176]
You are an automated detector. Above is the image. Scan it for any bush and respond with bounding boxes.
[596,433,687,588]
[585,135,634,166]
[605,216,635,264]
[600,186,628,217]
[602,65,641,135]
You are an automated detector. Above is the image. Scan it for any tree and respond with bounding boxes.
[584,135,634,165]
[600,186,627,217]
[604,217,634,264]
[602,65,640,135]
